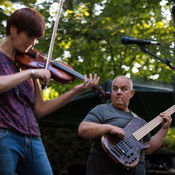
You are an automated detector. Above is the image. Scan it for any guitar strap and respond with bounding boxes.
[131,111,147,125]
[131,111,140,118]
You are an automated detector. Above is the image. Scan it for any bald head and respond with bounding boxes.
[112,76,133,90]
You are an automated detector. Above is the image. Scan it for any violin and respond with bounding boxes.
[15,47,111,100]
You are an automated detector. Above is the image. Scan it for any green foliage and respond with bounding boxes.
[42,86,59,100]
[1,0,175,88]
[1,0,175,173]
[157,127,175,154]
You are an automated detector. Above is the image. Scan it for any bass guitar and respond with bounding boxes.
[101,105,175,168]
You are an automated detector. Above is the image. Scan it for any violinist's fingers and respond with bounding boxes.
[88,73,92,85]
[31,69,51,80]
[40,76,50,88]
[81,73,100,89]
[96,76,100,84]
[83,74,88,84]
[92,73,100,86]
[92,73,97,84]
[46,70,51,79]
[44,78,50,87]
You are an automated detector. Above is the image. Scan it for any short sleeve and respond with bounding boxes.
[83,105,105,124]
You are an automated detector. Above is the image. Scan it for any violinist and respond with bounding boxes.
[0,7,100,175]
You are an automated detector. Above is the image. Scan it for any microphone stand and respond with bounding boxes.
[138,45,175,71]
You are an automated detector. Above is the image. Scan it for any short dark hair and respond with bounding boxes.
[6,8,45,38]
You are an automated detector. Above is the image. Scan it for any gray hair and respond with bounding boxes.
[112,76,133,90]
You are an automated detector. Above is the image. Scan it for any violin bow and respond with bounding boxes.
[43,0,64,88]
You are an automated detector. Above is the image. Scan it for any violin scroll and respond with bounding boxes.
[92,86,111,100]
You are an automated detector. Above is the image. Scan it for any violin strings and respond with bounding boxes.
[53,61,86,81]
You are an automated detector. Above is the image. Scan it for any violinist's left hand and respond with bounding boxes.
[73,73,100,94]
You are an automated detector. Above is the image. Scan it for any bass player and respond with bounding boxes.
[78,75,172,175]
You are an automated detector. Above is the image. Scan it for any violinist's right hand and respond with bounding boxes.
[30,69,51,86]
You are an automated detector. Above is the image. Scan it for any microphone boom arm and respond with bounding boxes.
[138,45,175,71]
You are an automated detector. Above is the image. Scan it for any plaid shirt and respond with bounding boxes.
[0,51,40,136]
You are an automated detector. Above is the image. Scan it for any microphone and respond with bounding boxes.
[121,37,160,45]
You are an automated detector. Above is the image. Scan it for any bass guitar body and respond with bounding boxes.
[101,105,175,168]
[101,117,149,168]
